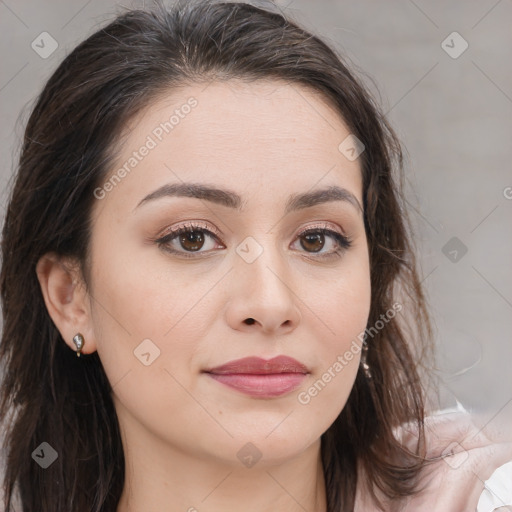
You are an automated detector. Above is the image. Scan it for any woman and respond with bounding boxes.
[0,1,510,511]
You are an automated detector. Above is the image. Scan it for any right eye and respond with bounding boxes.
[154,221,225,258]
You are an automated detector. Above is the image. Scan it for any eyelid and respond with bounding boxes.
[156,220,223,240]
[294,221,346,237]
[157,220,346,241]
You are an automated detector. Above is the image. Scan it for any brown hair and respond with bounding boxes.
[0,1,433,510]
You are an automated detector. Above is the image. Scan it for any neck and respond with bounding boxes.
[115,409,327,512]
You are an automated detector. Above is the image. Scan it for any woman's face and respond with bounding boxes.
[87,79,371,466]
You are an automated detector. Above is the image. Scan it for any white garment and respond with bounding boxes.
[477,460,512,512]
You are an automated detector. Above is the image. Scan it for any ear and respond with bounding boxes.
[35,252,97,355]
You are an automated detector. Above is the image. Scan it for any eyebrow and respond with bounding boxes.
[134,182,363,216]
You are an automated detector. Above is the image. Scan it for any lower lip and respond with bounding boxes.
[205,372,308,398]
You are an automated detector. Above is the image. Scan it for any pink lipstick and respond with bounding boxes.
[203,356,309,398]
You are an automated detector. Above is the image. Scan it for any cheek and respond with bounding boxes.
[88,237,221,395]
[86,235,174,383]
[88,249,207,447]
[295,305,369,434]
[90,235,183,338]
[297,259,371,421]
[305,251,372,348]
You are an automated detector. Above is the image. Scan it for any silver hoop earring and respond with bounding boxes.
[72,333,84,357]
[361,339,372,379]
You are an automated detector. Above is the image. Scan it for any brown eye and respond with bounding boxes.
[155,222,223,258]
[178,230,205,252]
[300,232,325,253]
[292,227,352,259]
[155,222,352,260]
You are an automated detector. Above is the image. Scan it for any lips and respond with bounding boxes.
[203,355,309,375]
[203,356,309,398]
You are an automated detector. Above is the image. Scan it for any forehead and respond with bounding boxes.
[96,79,363,216]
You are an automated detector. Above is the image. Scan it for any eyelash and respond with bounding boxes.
[154,221,353,260]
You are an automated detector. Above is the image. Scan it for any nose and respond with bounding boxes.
[224,244,302,336]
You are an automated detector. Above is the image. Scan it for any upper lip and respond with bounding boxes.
[203,356,309,375]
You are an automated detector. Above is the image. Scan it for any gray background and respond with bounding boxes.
[1,0,511,436]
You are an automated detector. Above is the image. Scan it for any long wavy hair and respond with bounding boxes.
[0,1,434,510]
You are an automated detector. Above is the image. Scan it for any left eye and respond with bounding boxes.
[291,227,352,257]
[155,222,352,259]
